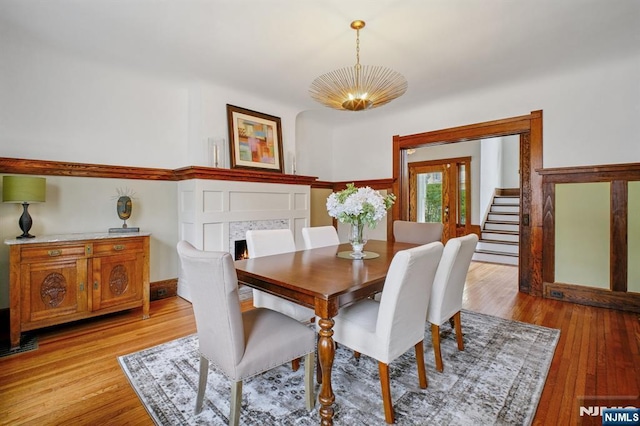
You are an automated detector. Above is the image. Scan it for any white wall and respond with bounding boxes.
[478,135,521,220]
[0,39,189,169]
[0,38,306,309]
[295,53,640,181]
[187,82,303,174]
[480,138,502,221]
[295,113,334,181]
[501,135,520,188]
[0,39,188,309]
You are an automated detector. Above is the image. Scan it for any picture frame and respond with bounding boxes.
[226,104,284,173]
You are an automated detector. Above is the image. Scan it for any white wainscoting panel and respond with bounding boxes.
[177,179,310,301]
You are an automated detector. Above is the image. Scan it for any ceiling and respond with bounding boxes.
[1,0,638,115]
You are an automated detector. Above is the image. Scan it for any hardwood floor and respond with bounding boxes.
[1,262,638,425]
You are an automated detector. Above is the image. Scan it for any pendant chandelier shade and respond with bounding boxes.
[309,20,407,111]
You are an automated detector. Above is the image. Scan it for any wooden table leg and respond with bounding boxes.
[317,317,335,425]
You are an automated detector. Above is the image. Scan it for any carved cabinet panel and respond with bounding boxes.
[90,247,144,312]
[22,257,87,323]
[7,234,150,350]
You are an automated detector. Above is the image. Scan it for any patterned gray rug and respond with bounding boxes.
[118,310,559,425]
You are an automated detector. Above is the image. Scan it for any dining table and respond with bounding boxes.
[234,239,417,425]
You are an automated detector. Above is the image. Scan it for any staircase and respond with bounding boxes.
[473,191,519,266]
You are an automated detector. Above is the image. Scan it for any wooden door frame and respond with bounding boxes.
[408,157,472,243]
[392,110,543,296]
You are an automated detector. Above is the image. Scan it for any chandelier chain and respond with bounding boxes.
[355,27,360,68]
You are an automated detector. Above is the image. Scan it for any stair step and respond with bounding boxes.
[491,205,520,213]
[487,212,519,222]
[479,191,521,263]
[482,231,519,243]
[475,248,518,257]
[484,221,519,232]
[479,238,519,245]
[473,250,519,266]
[477,240,519,254]
[493,196,520,205]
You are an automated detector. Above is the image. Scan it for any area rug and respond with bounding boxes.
[118,310,559,425]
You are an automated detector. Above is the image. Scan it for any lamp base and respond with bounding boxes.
[17,202,36,239]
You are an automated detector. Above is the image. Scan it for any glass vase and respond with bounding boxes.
[349,222,367,259]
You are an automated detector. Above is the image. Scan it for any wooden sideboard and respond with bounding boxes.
[6,232,150,349]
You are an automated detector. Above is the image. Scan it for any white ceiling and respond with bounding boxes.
[1,0,638,115]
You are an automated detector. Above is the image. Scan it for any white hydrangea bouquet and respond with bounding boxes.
[326,183,395,258]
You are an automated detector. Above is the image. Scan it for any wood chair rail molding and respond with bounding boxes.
[0,157,393,236]
[392,110,543,297]
[540,162,640,313]
[0,157,397,189]
[0,157,176,180]
[538,162,640,182]
[0,157,317,185]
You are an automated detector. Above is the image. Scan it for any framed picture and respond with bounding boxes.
[226,104,284,172]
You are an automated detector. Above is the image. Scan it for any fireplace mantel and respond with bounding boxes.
[173,166,317,185]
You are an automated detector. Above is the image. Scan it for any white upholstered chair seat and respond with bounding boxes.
[393,220,443,244]
[232,308,314,379]
[177,241,315,425]
[302,226,340,249]
[329,242,444,423]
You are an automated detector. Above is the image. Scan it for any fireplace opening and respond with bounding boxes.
[234,240,249,260]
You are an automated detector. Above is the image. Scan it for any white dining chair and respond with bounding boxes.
[427,233,479,372]
[176,241,315,425]
[329,241,443,424]
[246,229,315,322]
[393,220,444,244]
[301,226,340,249]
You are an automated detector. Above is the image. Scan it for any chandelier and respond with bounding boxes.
[309,20,407,111]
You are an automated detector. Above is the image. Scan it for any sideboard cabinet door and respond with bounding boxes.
[91,251,144,312]
[21,257,88,324]
[7,234,150,350]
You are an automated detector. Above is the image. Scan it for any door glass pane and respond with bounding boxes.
[417,172,443,222]
[459,164,466,225]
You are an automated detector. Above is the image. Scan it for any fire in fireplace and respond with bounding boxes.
[234,240,249,260]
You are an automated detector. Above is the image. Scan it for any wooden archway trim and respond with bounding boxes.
[392,110,543,296]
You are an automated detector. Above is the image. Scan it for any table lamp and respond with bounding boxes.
[2,175,47,239]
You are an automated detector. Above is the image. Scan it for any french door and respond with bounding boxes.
[408,157,471,243]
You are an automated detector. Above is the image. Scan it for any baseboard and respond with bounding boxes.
[150,278,178,301]
[544,281,640,313]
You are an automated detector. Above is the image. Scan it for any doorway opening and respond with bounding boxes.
[392,111,544,296]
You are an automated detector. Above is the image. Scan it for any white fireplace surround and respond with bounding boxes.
[177,179,310,301]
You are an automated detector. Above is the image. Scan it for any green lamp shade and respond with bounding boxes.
[2,176,47,203]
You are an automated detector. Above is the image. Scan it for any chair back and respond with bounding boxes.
[427,233,479,325]
[376,241,443,361]
[393,220,443,244]
[176,241,244,377]
[246,229,296,258]
[301,226,340,249]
